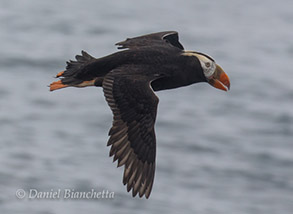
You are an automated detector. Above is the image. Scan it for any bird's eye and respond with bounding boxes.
[205,62,211,68]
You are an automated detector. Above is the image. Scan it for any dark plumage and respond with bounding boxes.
[50,31,230,198]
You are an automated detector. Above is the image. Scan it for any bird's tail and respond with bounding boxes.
[50,51,97,91]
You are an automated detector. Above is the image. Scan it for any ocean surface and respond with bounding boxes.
[1,0,293,213]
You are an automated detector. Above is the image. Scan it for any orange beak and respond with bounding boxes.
[207,64,230,91]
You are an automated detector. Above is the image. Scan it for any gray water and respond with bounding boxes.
[1,0,293,213]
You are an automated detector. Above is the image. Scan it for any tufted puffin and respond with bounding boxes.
[50,31,230,199]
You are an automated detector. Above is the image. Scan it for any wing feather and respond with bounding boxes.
[116,31,184,50]
[102,67,159,198]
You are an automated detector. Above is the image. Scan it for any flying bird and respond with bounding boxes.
[50,31,230,198]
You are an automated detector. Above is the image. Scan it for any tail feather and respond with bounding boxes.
[49,50,115,91]
[60,50,95,78]
[50,50,97,91]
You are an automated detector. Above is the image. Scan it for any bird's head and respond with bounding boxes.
[183,51,230,91]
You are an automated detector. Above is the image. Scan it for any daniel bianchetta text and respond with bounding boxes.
[15,189,115,200]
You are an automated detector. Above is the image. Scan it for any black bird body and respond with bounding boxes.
[50,31,230,199]
[61,46,206,91]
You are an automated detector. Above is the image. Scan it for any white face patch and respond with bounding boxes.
[182,51,216,79]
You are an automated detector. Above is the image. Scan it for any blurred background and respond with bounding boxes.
[1,0,293,213]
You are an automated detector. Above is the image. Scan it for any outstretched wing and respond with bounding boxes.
[116,31,184,50]
[102,67,159,198]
